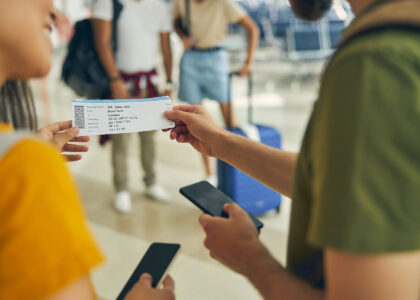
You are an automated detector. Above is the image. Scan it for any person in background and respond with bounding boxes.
[173,0,259,185]
[92,0,174,214]
[0,0,175,299]
[165,0,420,298]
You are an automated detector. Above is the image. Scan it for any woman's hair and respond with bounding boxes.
[0,80,38,130]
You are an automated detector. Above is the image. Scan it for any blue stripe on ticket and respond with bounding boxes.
[72,96,170,104]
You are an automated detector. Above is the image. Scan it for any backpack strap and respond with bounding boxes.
[185,0,191,36]
[339,0,420,49]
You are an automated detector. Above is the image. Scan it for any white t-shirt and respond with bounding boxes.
[92,0,172,73]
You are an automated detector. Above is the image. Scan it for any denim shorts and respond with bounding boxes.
[178,49,229,104]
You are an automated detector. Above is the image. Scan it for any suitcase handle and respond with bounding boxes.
[228,72,254,127]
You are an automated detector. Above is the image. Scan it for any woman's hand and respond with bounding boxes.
[37,120,89,162]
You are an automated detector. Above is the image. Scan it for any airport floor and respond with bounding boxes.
[33,47,322,300]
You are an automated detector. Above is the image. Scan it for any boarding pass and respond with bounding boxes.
[72,97,175,136]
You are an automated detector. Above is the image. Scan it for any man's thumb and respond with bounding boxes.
[223,203,243,218]
[138,273,153,287]
[164,110,193,123]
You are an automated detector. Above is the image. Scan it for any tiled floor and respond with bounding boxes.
[33,45,322,299]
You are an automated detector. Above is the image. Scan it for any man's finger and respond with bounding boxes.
[63,143,89,153]
[162,275,175,292]
[173,125,188,134]
[176,134,187,143]
[169,130,178,140]
[139,273,153,287]
[172,105,195,112]
[164,109,194,124]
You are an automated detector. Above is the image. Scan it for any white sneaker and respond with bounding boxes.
[113,191,132,214]
[205,175,218,187]
[145,184,170,203]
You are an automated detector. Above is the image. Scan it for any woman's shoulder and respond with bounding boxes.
[0,133,66,178]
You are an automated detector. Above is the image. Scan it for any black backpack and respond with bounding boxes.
[61,0,123,99]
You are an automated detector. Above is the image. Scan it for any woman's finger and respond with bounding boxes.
[43,120,73,134]
[64,154,82,162]
[70,136,90,143]
[53,128,79,149]
[63,143,89,153]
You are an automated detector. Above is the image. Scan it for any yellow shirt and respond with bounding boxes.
[0,124,104,299]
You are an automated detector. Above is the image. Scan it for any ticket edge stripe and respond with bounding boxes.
[72,96,171,104]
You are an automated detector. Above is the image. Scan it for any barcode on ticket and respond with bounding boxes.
[74,106,85,129]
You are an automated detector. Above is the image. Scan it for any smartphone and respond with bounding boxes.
[116,243,181,300]
[179,181,264,230]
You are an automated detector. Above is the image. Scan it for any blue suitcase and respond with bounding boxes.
[217,73,282,215]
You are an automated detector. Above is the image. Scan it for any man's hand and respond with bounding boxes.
[37,120,89,162]
[125,274,175,300]
[182,36,194,50]
[238,63,252,77]
[199,203,263,275]
[111,79,130,99]
[164,105,226,157]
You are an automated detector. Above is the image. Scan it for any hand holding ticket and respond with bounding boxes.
[72,97,175,136]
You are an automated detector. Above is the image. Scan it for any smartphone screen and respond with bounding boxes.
[117,243,181,300]
[180,181,264,230]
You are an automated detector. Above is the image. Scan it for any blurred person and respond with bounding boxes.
[173,0,259,185]
[165,0,420,298]
[92,0,174,213]
[0,0,175,299]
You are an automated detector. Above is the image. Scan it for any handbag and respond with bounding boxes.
[61,0,123,99]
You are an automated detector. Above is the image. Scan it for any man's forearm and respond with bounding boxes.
[246,24,258,65]
[160,33,173,82]
[241,17,259,66]
[245,244,324,300]
[214,130,297,198]
[91,20,120,79]
[95,43,120,79]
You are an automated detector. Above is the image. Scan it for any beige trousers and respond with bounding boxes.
[112,130,156,191]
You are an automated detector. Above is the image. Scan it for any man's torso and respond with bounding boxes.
[288,26,420,288]
[173,0,245,48]
[93,0,172,72]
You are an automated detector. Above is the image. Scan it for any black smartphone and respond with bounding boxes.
[116,243,181,300]
[179,181,264,230]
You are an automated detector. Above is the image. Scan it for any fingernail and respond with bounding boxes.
[72,127,79,134]
[141,273,152,280]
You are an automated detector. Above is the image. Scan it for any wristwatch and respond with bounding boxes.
[165,81,175,91]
